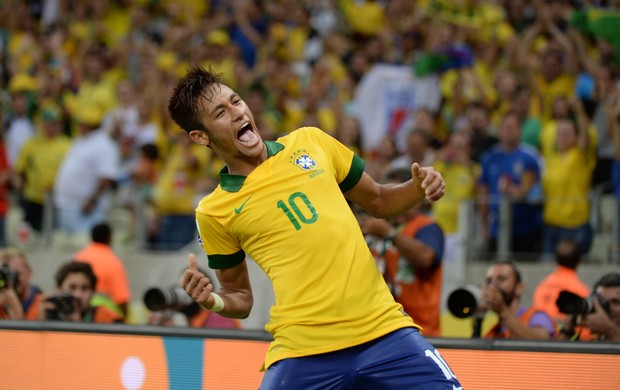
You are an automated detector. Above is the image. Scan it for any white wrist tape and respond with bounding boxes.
[210,293,225,313]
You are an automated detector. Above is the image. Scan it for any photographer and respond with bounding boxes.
[482,261,555,340]
[559,273,620,342]
[0,248,42,320]
[39,261,122,323]
[533,238,590,325]
[0,271,23,319]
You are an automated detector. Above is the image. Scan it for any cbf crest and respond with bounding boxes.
[290,149,317,171]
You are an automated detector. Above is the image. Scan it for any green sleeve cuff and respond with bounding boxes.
[339,154,365,193]
[208,250,246,269]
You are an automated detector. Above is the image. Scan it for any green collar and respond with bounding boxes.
[219,141,284,192]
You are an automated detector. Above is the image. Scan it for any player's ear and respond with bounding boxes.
[188,129,210,147]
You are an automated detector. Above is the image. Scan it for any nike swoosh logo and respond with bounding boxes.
[234,194,253,214]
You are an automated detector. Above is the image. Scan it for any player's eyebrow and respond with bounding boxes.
[209,93,239,117]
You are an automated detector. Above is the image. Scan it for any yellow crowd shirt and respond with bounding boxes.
[542,146,595,227]
[195,127,416,369]
[15,135,72,204]
[153,142,210,215]
[432,160,480,234]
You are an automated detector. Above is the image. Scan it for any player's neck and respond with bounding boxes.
[227,146,268,176]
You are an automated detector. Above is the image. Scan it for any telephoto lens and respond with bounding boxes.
[447,285,482,319]
[143,286,195,311]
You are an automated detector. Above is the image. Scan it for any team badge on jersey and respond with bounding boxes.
[290,150,317,171]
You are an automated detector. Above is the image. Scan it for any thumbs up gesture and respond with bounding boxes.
[182,253,215,308]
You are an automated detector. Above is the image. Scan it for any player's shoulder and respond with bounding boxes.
[194,187,223,215]
[284,126,328,141]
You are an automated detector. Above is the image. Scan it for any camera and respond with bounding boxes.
[143,286,195,312]
[45,293,80,320]
[447,285,482,319]
[556,290,612,317]
[0,264,19,290]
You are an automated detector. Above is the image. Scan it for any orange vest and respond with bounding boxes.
[384,214,442,337]
[485,307,538,339]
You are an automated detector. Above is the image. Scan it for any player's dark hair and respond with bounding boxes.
[55,261,98,289]
[168,66,226,134]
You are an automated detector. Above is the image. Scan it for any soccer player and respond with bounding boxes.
[168,66,461,389]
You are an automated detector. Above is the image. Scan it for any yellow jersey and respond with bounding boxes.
[196,127,416,369]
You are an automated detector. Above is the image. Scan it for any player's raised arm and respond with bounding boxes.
[182,253,253,319]
[345,163,446,219]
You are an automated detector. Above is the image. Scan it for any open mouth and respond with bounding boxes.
[237,122,259,146]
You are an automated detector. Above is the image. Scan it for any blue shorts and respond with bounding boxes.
[259,328,462,390]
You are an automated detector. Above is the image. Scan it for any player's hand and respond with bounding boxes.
[412,163,445,202]
[182,253,215,309]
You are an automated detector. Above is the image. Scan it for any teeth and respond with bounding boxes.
[239,122,250,131]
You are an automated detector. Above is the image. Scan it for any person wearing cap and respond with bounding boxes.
[53,105,121,245]
[13,105,72,233]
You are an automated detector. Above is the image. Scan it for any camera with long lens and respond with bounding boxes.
[447,285,483,319]
[556,290,611,317]
[45,293,79,320]
[0,264,19,290]
[143,286,196,313]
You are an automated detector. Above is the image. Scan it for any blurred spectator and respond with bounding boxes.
[245,82,280,141]
[388,128,436,172]
[516,5,578,123]
[101,79,139,142]
[73,222,131,318]
[433,131,481,308]
[510,85,542,150]
[230,0,270,69]
[463,102,498,163]
[65,46,118,128]
[364,134,398,183]
[541,99,596,258]
[335,114,363,157]
[39,261,122,323]
[152,133,210,250]
[117,96,158,182]
[477,111,543,259]
[533,238,590,326]
[0,248,42,320]
[608,90,620,258]
[53,106,120,241]
[482,260,555,340]
[4,79,36,167]
[361,168,444,337]
[13,105,71,233]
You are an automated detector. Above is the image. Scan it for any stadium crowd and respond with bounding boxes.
[0,0,619,339]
